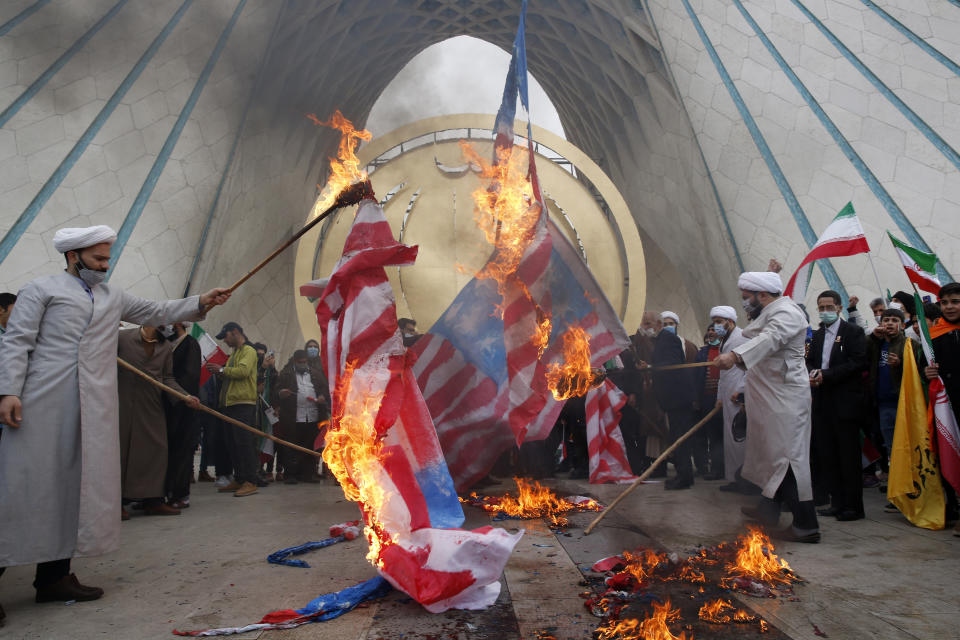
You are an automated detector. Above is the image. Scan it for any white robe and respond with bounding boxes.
[718,326,747,482]
[732,296,813,501]
[0,273,202,566]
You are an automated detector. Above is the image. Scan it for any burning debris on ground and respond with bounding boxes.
[460,477,603,527]
[581,526,799,638]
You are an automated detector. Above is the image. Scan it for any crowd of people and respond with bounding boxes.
[534,264,960,545]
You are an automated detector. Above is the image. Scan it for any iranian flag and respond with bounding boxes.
[914,292,960,493]
[889,232,941,294]
[784,202,870,301]
[191,323,229,386]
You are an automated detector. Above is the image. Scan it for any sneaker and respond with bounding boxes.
[217,481,241,492]
[883,502,899,513]
[213,475,232,488]
[234,481,258,497]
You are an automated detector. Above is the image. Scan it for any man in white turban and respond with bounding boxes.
[708,305,752,492]
[715,271,820,543]
[0,226,231,611]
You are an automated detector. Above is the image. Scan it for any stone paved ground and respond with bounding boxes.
[1,471,958,639]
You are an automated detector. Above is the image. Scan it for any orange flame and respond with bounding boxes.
[545,326,605,400]
[724,526,795,586]
[697,598,755,624]
[677,564,706,584]
[321,361,392,566]
[308,110,372,218]
[476,477,600,526]
[596,600,688,640]
[621,548,670,583]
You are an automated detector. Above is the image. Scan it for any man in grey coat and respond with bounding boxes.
[0,225,230,617]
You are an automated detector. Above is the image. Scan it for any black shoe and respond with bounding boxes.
[835,510,864,521]
[665,477,693,490]
[771,527,820,543]
[36,574,104,603]
[817,507,840,517]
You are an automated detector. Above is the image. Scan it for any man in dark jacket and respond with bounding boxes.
[866,309,920,464]
[652,314,697,489]
[807,290,867,521]
[164,322,201,508]
[273,350,330,483]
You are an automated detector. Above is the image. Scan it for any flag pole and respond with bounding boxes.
[583,405,720,535]
[867,251,886,306]
[117,358,323,459]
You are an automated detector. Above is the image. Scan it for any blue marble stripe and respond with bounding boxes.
[680,0,848,298]
[859,0,960,79]
[732,0,952,283]
[636,1,745,272]
[791,0,960,174]
[108,0,247,278]
[0,0,195,266]
[0,0,131,129]
[0,0,51,38]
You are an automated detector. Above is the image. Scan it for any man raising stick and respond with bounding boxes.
[0,225,230,618]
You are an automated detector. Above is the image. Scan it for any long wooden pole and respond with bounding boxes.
[583,405,721,535]
[117,357,322,459]
[202,181,373,311]
[643,360,717,372]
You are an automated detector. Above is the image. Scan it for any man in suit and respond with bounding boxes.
[652,312,697,489]
[807,290,867,521]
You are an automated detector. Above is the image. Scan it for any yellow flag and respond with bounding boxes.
[887,345,944,529]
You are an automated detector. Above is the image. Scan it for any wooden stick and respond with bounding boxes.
[203,181,373,311]
[642,360,717,372]
[117,357,322,459]
[583,405,721,535]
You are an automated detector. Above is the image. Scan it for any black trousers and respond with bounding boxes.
[284,421,320,479]
[0,558,71,589]
[165,407,199,500]
[692,406,724,476]
[811,411,864,514]
[666,408,696,482]
[754,466,819,531]
[222,404,259,485]
[618,405,648,476]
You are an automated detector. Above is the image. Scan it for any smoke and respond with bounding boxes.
[365,36,565,140]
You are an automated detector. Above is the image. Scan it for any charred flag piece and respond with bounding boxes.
[301,197,522,612]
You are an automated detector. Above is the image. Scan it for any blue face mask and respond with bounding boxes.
[819,311,838,326]
[662,325,676,335]
[707,337,721,346]
[712,322,728,337]
[306,346,319,358]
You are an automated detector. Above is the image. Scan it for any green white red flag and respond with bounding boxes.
[190,323,228,386]
[889,233,941,294]
[784,202,870,301]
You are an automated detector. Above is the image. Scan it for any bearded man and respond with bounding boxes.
[0,225,230,616]
[715,271,820,543]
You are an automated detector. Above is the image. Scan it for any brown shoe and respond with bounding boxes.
[121,507,130,521]
[36,574,104,603]
[233,481,258,497]
[218,481,241,492]
[198,470,214,482]
[143,503,181,516]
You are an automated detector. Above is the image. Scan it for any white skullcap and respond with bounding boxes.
[53,225,117,253]
[661,311,680,324]
[709,306,737,321]
[737,271,782,294]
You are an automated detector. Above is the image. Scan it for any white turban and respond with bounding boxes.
[737,271,782,294]
[661,311,680,324]
[53,225,117,253]
[709,305,737,321]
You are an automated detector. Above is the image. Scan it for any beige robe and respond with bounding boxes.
[117,328,187,499]
[732,296,814,501]
[0,273,202,566]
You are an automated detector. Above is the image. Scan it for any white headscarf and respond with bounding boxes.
[737,271,782,294]
[709,305,737,321]
[52,225,117,253]
[661,311,680,324]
